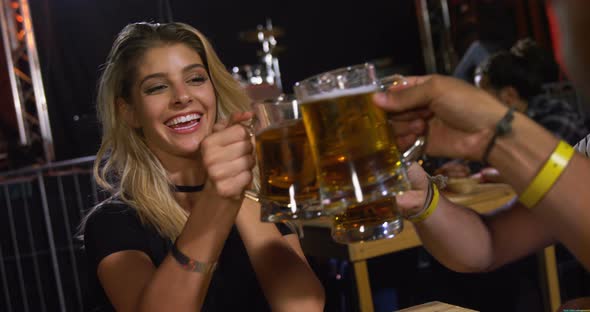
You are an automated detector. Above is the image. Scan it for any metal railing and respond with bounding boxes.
[0,156,100,311]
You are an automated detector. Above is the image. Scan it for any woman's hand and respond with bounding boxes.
[201,112,255,198]
[375,75,508,161]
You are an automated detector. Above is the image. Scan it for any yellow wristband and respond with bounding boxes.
[408,183,440,223]
[519,140,575,209]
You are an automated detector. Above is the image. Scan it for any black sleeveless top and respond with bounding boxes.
[83,200,293,311]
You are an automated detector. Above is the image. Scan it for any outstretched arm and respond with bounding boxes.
[377,75,590,270]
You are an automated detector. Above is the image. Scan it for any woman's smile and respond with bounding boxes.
[164,112,203,134]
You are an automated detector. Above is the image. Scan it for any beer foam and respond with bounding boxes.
[300,85,378,103]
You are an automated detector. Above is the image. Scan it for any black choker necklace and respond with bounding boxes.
[173,184,205,193]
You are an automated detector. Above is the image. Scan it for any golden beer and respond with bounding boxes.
[300,86,411,214]
[295,63,418,242]
[255,119,321,221]
[332,197,403,243]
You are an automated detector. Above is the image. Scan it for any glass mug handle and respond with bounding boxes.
[244,190,305,238]
[379,74,426,165]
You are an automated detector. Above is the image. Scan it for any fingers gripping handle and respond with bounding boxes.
[379,75,427,165]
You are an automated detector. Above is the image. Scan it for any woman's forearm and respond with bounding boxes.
[235,200,325,311]
[138,191,241,311]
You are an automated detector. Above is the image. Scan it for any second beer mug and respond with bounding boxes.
[253,96,323,222]
[294,63,424,243]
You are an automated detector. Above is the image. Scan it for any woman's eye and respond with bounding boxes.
[145,84,166,94]
[188,75,207,84]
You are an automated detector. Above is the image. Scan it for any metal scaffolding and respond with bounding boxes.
[0,0,54,163]
[415,0,457,74]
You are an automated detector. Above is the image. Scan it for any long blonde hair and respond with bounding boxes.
[89,22,253,240]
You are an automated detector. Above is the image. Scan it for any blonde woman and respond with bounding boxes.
[82,22,324,311]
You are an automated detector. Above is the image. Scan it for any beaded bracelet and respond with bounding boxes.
[519,140,575,209]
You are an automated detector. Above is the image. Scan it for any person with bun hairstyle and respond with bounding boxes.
[475,38,587,145]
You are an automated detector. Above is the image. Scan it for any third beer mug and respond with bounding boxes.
[294,63,424,243]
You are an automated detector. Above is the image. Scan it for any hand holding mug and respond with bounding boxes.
[374,75,507,161]
[201,112,255,199]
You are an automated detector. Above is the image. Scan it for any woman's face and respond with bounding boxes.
[125,43,217,160]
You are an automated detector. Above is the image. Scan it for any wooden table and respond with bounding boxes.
[398,301,478,312]
[300,183,561,312]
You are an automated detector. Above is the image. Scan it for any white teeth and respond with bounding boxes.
[165,113,201,126]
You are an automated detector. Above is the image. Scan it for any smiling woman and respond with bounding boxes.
[79,22,325,312]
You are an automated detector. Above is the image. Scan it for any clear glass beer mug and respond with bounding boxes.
[252,95,323,222]
[294,63,425,243]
